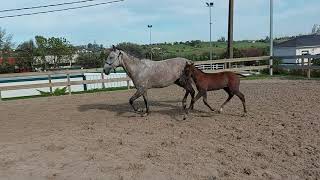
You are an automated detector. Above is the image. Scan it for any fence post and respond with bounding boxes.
[67,73,72,95]
[307,58,311,79]
[82,73,87,91]
[127,80,130,90]
[100,72,106,89]
[48,74,53,95]
[0,89,2,101]
[269,56,273,76]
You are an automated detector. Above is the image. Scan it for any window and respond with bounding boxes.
[302,50,310,55]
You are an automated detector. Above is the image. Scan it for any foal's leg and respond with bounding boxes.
[189,91,203,110]
[235,91,247,116]
[185,83,195,110]
[142,91,150,114]
[202,92,215,111]
[174,79,195,111]
[182,91,189,110]
[219,87,234,113]
[129,88,145,112]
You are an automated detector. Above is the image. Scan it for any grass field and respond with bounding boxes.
[149,41,268,60]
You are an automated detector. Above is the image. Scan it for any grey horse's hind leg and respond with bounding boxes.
[129,88,145,112]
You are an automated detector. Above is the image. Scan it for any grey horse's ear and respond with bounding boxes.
[112,45,116,51]
[118,51,122,57]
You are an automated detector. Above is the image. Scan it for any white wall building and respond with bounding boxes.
[274,34,320,65]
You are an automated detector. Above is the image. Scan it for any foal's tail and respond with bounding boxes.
[235,73,247,78]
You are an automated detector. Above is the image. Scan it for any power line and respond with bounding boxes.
[0,0,105,13]
[0,0,124,19]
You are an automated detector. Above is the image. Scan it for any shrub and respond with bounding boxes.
[37,87,67,96]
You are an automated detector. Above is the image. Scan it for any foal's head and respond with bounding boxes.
[183,62,196,79]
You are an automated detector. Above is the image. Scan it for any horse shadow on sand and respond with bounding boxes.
[77,99,200,121]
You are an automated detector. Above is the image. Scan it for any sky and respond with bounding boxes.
[0,0,319,46]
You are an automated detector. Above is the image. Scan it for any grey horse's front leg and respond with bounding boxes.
[129,88,145,112]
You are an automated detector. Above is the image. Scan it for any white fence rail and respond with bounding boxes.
[0,56,271,100]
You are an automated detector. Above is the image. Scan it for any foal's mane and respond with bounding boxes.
[191,64,205,74]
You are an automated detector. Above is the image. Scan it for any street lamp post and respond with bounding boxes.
[206,2,214,61]
[269,0,274,76]
[147,24,153,60]
[227,0,234,70]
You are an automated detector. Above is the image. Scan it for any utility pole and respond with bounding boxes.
[227,0,234,68]
[206,2,214,60]
[269,0,274,75]
[147,25,152,60]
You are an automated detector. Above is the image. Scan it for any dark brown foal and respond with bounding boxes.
[184,63,247,116]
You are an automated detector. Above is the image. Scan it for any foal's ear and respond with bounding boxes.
[118,51,122,57]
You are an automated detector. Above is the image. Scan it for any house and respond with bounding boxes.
[34,54,79,67]
[274,34,320,64]
[0,57,16,65]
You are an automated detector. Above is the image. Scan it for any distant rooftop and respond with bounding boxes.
[275,34,320,48]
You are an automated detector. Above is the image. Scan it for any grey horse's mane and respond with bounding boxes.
[114,47,142,62]
[122,50,142,62]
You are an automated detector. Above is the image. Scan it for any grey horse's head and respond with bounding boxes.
[103,45,123,75]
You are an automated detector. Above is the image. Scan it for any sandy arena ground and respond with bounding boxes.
[0,79,320,180]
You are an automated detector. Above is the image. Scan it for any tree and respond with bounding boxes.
[116,42,145,58]
[0,27,13,53]
[47,37,75,68]
[87,42,104,52]
[75,52,104,68]
[15,40,36,71]
[220,48,244,59]
[217,36,226,42]
[35,36,49,70]
[311,24,320,35]
[0,27,15,73]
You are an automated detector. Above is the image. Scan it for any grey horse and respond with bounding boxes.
[103,46,195,115]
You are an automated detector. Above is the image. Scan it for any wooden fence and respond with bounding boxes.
[195,56,270,73]
[274,54,320,79]
[0,56,271,100]
[0,69,131,100]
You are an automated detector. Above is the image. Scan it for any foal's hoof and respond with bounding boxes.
[136,108,144,113]
[241,113,247,117]
[183,114,188,120]
[141,113,148,117]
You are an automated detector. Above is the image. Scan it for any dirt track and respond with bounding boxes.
[0,79,320,180]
